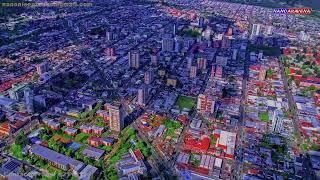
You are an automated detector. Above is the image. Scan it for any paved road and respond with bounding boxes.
[279,58,313,179]
[233,51,249,180]
[132,121,178,179]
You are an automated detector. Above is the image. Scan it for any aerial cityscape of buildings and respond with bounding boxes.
[0,0,320,180]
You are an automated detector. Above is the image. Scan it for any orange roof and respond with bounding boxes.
[249,168,259,175]
[52,134,70,144]
[0,123,10,131]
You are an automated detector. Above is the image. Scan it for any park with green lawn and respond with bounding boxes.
[259,112,269,122]
[161,118,183,139]
[175,95,196,110]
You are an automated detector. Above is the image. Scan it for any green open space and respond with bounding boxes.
[75,133,89,144]
[177,29,201,38]
[161,118,182,139]
[259,112,269,122]
[210,134,217,146]
[176,95,196,109]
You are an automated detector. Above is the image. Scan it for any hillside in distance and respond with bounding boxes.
[215,0,320,11]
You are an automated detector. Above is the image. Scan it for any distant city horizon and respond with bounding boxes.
[0,0,319,179]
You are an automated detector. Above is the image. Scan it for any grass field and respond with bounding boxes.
[75,133,89,144]
[176,95,196,109]
[259,112,269,122]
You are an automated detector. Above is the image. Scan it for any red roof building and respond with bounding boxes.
[184,135,210,153]
[289,67,296,75]
[11,120,28,130]
[249,65,261,72]
[134,149,144,161]
[0,123,11,135]
[96,110,109,122]
[88,137,100,147]
[283,48,291,56]
[177,115,188,124]
[225,27,233,36]
[217,131,237,159]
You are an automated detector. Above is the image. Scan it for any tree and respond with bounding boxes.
[126,127,136,137]
[222,88,229,98]
[56,128,62,135]
[75,151,82,160]
[32,73,40,81]
[83,157,90,164]
[11,143,23,159]
[228,76,235,83]
[61,146,67,154]
[51,173,61,180]
[266,69,273,78]
[302,73,308,78]
[36,159,46,168]
[309,85,317,92]
[95,160,103,168]
[19,166,26,174]
[15,131,28,146]
[65,149,73,157]
[80,112,88,119]
[42,134,50,141]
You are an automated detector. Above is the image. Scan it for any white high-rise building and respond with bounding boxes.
[266,25,273,36]
[144,70,153,85]
[128,50,140,68]
[174,37,183,53]
[137,86,148,106]
[250,24,261,39]
[107,102,125,132]
[162,35,174,52]
[106,31,113,41]
[197,94,215,114]
[272,109,284,133]
[36,62,49,75]
[232,49,238,61]
[24,87,34,114]
[299,31,309,41]
[150,54,158,66]
[187,56,193,69]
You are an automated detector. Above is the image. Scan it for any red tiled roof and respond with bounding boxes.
[88,137,100,142]
[289,67,296,74]
[11,120,26,129]
[300,121,313,128]
[134,149,144,160]
[249,168,259,175]
[177,115,188,123]
[293,75,302,81]
[40,141,48,147]
[283,48,291,55]
[184,135,210,152]
[249,65,261,71]
[0,123,10,131]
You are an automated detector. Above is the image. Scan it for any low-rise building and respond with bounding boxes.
[82,146,105,160]
[79,165,99,180]
[63,117,77,127]
[30,144,85,175]
[117,149,147,177]
[64,128,78,136]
